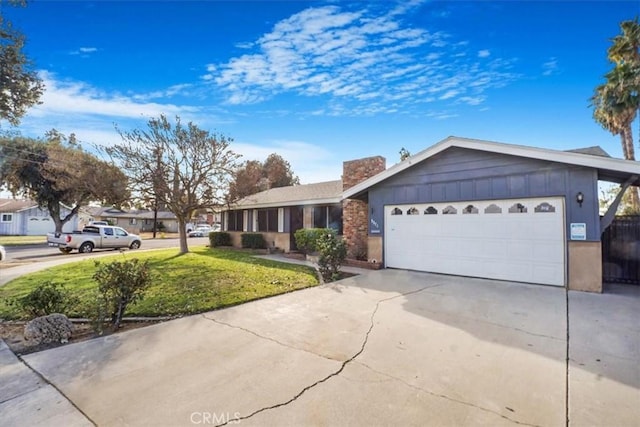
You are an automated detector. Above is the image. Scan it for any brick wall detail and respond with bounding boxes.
[342,156,386,259]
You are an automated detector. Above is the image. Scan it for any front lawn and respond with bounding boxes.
[0,247,319,320]
[0,235,47,246]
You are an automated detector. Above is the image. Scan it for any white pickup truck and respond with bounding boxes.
[47,225,142,254]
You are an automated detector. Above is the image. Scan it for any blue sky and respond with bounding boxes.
[3,0,639,184]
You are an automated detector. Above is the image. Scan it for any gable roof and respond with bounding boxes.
[565,146,611,157]
[0,199,38,212]
[232,180,342,209]
[344,136,640,199]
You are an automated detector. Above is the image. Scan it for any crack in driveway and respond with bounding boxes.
[354,360,542,427]
[208,286,434,426]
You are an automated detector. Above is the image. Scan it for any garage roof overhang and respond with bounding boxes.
[343,136,640,199]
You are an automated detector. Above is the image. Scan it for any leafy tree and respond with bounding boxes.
[108,114,240,254]
[0,0,44,126]
[227,153,299,202]
[399,147,411,161]
[0,131,130,232]
[263,153,300,188]
[590,17,640,211]
[227,160,266,202]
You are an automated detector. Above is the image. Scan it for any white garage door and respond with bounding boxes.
[26,216,55,235]
[384,198,566,286]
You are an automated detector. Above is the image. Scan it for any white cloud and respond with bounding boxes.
[205,2,520,115]
[7,71,229,149]
[32,71,200,119]
[69,47,98,55]
[542,57,558,76]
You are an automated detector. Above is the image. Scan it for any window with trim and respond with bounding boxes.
[463,205,478,214]
[129,218,137,225]
[508,203,527,213]
[424,207,437,215]
[1,213,14,222]
[329,205,343,234]
[227,210,244,231]
[534,202,556,213]
[484,204,502,214]
[312,205,343,234]
[257,209,278,232]
[313,206,327,228]
[442,206,457,214]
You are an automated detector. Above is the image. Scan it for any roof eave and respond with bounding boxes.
[228,197,342,210]
[343,136,640,199]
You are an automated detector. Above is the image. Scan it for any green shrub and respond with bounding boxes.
[91,259,153,332]
[317,232,347,282]
[241,233,266,249]
[9,281,78,318]
[209,231,232,247]
[294,228,333,254]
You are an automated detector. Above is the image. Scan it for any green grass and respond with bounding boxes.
[0,247,319,320]
[0,235,47,246]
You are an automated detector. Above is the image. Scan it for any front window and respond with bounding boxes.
[257,209,278,232]
[1,213,13,223]
[227,210,244,231]
[313,205,343,234]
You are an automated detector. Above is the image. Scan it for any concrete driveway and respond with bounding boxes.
[2,270,639,426]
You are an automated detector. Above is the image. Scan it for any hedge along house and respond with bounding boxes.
[344,136,640,293]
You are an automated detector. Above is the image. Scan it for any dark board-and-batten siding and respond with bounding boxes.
[368,147,600,240]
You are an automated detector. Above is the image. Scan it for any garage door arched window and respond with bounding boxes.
[424,206,438,215]
[391,207,403,215]
[508,203,527,213]
[407,207,419,215]
[484,204,502,214]
[442,206,457,215]
[534,202,556,213]
[463,205,478,214]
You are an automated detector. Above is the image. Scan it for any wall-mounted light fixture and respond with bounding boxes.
[576,191,584,207]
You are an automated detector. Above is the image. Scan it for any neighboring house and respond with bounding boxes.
[83,206,172,233]
[0,199,79,236]
[224,136,640,293]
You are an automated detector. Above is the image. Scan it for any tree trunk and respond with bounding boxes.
[621,125,636,161]
[621,125,640,212]
[177,217,189,254]
[48,201,64,233]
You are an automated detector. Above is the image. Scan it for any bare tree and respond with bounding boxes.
[108,115,240,253]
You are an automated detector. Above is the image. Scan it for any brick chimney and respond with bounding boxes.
[342,156,386,259]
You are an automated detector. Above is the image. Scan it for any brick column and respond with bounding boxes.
[342,156,385,259]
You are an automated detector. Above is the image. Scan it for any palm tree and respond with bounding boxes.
[608,18,640,65]
[591,18,640,211]
[591,64,638,161]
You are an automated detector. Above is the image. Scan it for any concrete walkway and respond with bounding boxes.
[1,269,638,426]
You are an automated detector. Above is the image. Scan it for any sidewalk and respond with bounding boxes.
[0,339,92,427]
